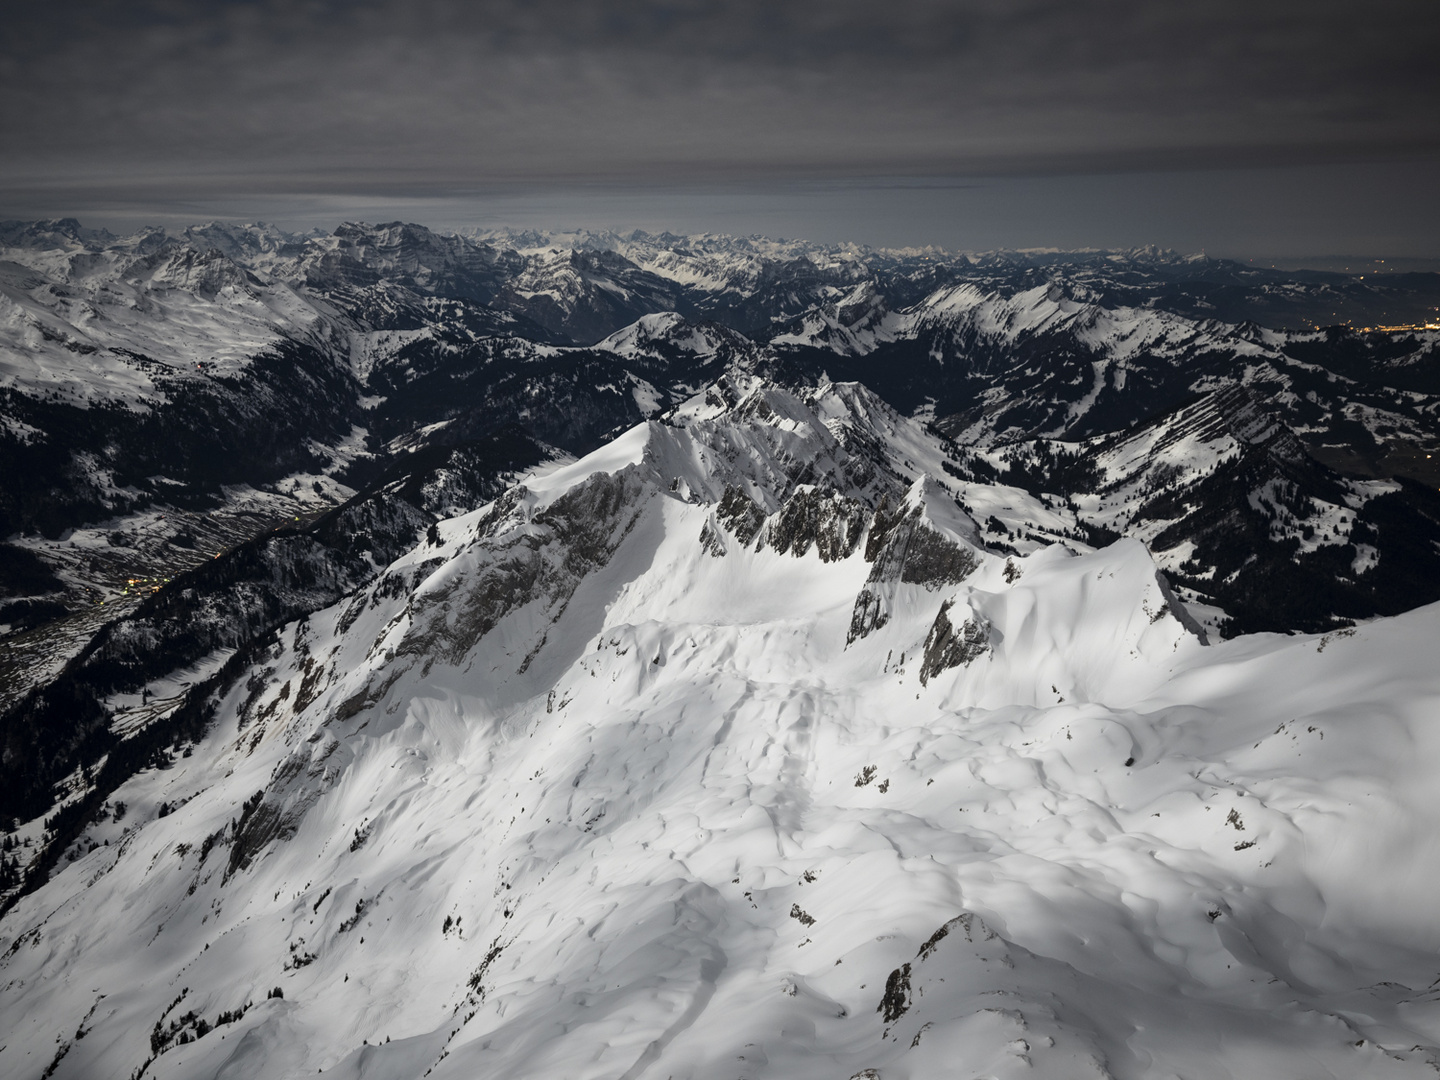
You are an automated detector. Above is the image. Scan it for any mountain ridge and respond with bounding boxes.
[6,373,1440,1077]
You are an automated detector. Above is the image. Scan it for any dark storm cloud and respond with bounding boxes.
[3,0,1437,203]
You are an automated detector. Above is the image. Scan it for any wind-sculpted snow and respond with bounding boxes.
[8,382,1440,1080]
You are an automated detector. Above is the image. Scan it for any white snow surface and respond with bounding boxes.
[5,385,1440,1079]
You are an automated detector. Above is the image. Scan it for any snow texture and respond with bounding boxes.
[5,383,1440,1080]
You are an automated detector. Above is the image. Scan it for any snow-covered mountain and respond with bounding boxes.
[7,378,1440,1079]
[937,383,1440,636]
[3,218,1440,747]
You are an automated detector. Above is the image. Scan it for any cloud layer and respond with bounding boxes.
[5,0,1438,198]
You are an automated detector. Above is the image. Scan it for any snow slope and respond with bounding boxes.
[5,383,1440,1079]
[0,243,337,406]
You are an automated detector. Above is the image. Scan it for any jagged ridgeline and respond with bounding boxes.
[1,220,1438,550]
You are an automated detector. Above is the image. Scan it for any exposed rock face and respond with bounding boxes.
[893,515,980,588]
[714,484,766,548]
[918,600,990,686]
[226,791,286,881]
[877,961,912,1027]
[395,468,653,673]
[762,487,868,562]
[1153,569,1209,645]
[703,479,867,563]
[697,517,726,557]
[849,494,981,644]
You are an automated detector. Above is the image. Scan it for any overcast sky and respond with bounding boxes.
[3,0,1438,255]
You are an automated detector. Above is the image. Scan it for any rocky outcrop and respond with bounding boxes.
[918,601,990,686]
[714,485,766,548]
[395,467,652,673]
[761,486,868,562]
[849,486,982,644]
